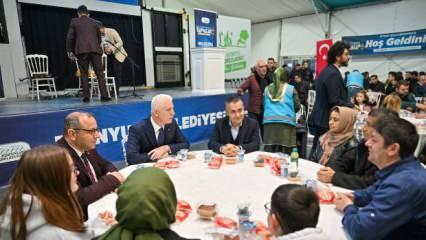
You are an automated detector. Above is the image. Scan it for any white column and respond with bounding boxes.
[142,9,155,87]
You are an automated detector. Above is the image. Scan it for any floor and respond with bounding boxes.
[0,87,235,117]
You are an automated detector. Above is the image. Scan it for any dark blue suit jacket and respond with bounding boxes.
[126,118,189,165]
[208,116,260,153]
[309,64,350,132]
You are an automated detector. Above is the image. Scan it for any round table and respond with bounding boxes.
[88,151,349,239]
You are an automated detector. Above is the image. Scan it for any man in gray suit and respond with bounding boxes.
[66,5,111,102]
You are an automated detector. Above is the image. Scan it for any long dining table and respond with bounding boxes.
[88,151,351,239]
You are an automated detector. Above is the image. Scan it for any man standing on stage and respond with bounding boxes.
[66,5,111,102]
[99,23,127,96]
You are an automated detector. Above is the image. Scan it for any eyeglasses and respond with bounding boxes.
[73,128,99,135]
[264,202,271,214]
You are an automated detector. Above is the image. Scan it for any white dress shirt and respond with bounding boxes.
[151,117,164,141]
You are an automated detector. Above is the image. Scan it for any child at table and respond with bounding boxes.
[352,90,369,112]
[265,184,328,240]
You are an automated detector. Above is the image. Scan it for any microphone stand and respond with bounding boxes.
[105,40,143,99]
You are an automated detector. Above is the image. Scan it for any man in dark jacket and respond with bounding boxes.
[57,111,124,220]
[126,94,189,164]
[290,73,310,108]
[335,117,426,240]
[308,41,351,161]
[301,61,314,89]
[208,96,260,155]
[66,5,110,102]
[366,74,385,93]
[317,108,399,190]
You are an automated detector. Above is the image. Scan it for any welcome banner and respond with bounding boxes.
[343,29,426,55]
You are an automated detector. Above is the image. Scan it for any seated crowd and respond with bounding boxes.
[1,45,426,239]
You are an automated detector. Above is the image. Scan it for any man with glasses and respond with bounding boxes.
[56,111,124,220]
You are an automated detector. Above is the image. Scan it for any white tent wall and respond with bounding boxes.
[251,0,426,81]
[280,13,328,57]
[331,0,426,80]
[251,20,281,66]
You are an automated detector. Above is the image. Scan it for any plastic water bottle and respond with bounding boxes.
[237,149,245,163]
[290,148,299,169]
[281,161,289,178]
[354,112,367,142]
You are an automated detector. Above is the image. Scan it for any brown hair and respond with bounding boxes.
[382,94,401,113]
[0,145,85,240]
[271,184,320,234]
[353,90,369,105]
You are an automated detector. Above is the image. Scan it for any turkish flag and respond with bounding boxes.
[316,39,333,77]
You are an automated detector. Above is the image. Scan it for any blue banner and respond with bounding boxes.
[194,9,217,48]
[343,29,426,55]
[0,94,245,186]
[97,0,139,6]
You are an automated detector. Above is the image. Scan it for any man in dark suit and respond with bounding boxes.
[126,94,189,164]
[308,41,352,161]
[57,111,124,220]
[208,96,260,155]
[66,5,110,102]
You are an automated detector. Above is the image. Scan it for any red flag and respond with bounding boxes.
[316,39,333,77]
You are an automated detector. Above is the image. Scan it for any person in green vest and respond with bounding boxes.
[263,67,301,154]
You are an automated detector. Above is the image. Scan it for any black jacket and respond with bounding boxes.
[326,139,378,190]
[208,116,260,153]
[367,82,385,93]
[308,64,350,132]
[126,118,189,165]
[290,80,310,107]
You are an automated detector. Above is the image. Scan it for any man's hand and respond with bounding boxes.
[237,88,244,96]
[67,52,76,62]
[317,167,336,183]
[107,171,125,184]
[220,144,239,157]
[335,192,354,212]
[105,47,113,55]
[149,145,170,161]
[416,103,426,111]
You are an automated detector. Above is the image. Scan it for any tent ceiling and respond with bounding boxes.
[174,0,397,23]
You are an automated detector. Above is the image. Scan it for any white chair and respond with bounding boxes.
[25,54,58,101]
[307,90,316,120]
[121,136,129,166]
[367,91,383,108]
[88,54,117,100]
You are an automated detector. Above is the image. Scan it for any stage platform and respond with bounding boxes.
[0,87,241,186]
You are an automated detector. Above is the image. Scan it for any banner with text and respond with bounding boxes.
[0,94,244,186]
[217,15,251,79]
[194,9,217,48]
[343,29,426,55]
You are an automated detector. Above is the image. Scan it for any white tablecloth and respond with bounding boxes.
[88,151,349,239]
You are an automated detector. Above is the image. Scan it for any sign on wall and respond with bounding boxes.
[217,15,251,79]
[343,29,426,55]
[194,9,217,48]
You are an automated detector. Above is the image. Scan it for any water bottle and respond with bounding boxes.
[281,161,289,178]
[290,148,299,169]
[237,149,245,163]
[239,221,256,240]
[354,112,367,142]
[204,150,213,163]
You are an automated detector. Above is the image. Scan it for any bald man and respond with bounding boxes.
[126,94,189,164]
[56,111,124,220]
[237,59,270,135]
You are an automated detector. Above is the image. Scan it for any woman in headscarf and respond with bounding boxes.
[263,67,301,154]
[98,167,194,240]
[312,106,358,165]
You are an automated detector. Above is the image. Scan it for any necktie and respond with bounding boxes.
[81,153,96,183]
[157,127,165,146]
